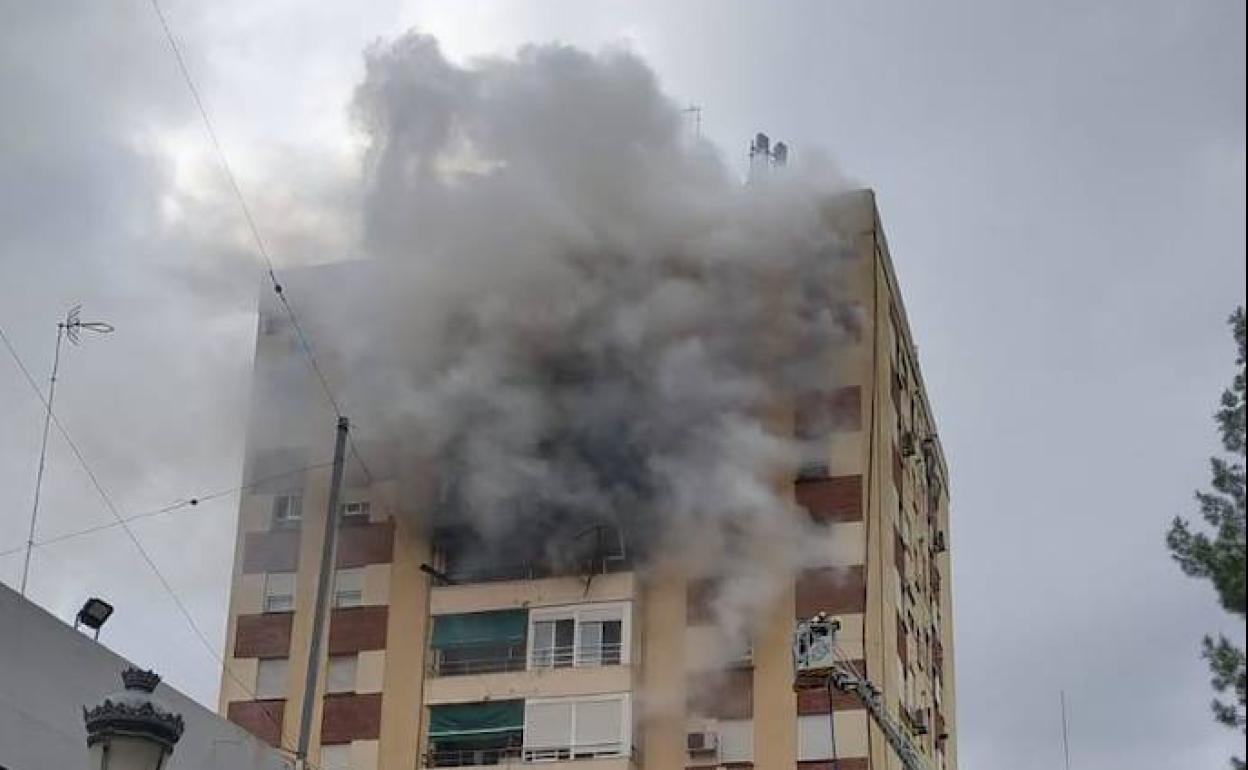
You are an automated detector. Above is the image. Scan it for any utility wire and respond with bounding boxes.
[0,460,335,559]
[3,321,312,765]
[146,0,374,488]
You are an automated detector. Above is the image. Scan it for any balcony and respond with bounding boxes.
[530,643,623,670]
[432,643,529,677]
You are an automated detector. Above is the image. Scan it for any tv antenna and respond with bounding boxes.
[20,305,114,595]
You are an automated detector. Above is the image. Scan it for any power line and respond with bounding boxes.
[145,0,373,488]
[0,460,335,559]
[2,321,312,764]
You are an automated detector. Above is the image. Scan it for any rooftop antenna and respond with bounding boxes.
[681,104,703,139]
[20,305,114,596]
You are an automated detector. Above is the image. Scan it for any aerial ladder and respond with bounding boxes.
[793,615,930,770]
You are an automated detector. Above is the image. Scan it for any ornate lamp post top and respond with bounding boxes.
[83,667,185,754]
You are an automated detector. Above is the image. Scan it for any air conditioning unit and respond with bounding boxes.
[900,432,917,457]
[686,731,718,754]
[932,531,947,553]
[906,707,930,735]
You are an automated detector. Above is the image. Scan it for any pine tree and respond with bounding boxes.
[1168,307,1246,769]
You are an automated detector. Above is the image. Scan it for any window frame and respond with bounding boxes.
[527,602,631,670]
[254,657,289,700]
[325,654,358,695]
[522,693,631,761]
[262,572,296,614]
[271,494,303,529]
[332,567,366,608]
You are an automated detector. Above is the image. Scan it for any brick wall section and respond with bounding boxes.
[233,612,294,658]
[795,475,863,524]
[336,520,394,569]
[242,529,301,574]
[795,565,867,617]
[800,759,870,770]
[226,699,285,747]
[320,692,383,744]
[328,605,389,654]
[688,668,752,720]
[796,660,869,713]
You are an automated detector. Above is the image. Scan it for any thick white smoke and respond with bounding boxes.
[296,33,862,639]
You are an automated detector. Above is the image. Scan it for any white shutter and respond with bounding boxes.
[326,655,357,694]
[319,743,351,770]
[255,658,288,699]
[334,568,365,607]
[797,714,834,761]
[573,699,622,755]
[718,719,754,763]
[524,701,574,757]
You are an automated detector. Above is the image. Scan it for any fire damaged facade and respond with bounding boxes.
[218,189,958,770]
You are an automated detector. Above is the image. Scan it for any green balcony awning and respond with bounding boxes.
[428,700,524,738]
[431,610,528,648]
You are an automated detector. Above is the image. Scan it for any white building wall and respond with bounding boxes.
[0,583,289,770]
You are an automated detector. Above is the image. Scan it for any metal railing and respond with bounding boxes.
[529,642,623,670]
[521,741,627,762]
[424,743,631,768]
[432,645,528,677]
[425,746,522,767]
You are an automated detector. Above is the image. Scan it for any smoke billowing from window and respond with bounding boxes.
[287,33,862,641]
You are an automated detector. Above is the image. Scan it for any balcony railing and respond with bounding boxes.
[530,642,623,670]
[432,644,528,677]
[426,747,522,767]
[522,741,627,762]
[424,744,632,768]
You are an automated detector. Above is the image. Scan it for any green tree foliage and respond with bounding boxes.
[1168,307,1246,768]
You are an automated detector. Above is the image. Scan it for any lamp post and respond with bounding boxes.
[20,304,114,595]
[83,668,184,770]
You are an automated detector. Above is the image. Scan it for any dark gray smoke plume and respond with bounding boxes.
[301,34,861,637]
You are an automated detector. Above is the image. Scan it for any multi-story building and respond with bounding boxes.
[218,189,957,770]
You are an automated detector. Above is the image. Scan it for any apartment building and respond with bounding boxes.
[218,189,957,770]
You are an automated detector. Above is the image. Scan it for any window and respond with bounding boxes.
[428,701,523,767]
[340,500,371,525]
[326,655,357,694]
[717,719,754,763]
[797,714,837,760]
[333,568,364,608]
[431,611,528,676]
[255,658,288,700]
[523,695,630,760]
[320,743,351,770]
[263,572,296,613]
[529,603,628,669]
[272,495,302,529]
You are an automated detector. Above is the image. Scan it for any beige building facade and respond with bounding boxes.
[218,189,957,770]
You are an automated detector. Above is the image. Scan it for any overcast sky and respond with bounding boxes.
[1,2,1244,768]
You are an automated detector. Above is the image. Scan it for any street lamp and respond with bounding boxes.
[74,597,115,640]
[83,668,184,770]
